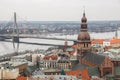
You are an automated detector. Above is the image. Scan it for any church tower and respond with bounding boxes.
[115,30,118,39]
[64,36,68,51]
[77,11,91,63]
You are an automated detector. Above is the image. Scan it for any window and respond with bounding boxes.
[87,44,88,47]
[84,43,85,47]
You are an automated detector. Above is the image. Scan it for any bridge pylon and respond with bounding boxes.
[12,12,19,54]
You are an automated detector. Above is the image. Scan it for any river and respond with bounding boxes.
[0,31,120,56]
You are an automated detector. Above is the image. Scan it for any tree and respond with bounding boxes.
[61,69,65,75]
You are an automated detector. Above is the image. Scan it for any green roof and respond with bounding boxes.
[88,67,100,77]
[24,65,37,76]
[114,67,120,75]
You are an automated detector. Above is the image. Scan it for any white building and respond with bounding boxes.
[32,53,45,64]
[103,40,111,47]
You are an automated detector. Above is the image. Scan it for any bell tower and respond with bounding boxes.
[77,11,91,63]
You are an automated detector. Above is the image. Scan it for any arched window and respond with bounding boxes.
[84,43,85,47]
[87,44,88,47]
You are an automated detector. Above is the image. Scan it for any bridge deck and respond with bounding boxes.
[0,34,75,41]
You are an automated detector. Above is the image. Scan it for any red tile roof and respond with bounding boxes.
[16,76,27,80]
[71,45,77,49]
[43,55,58,60]
[110,39,120,44]
[66,70,90,80]
[92,39,104,44]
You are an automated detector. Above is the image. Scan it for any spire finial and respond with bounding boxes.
[83,6,85,16]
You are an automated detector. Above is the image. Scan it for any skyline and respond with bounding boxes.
[0,0,120,21]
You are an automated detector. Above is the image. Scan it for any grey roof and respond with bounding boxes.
[70,60,79,68]
[72,63,89,70]
[1,63,10,68]
[83,53,105,66]
[58,60,69,63]
[66,48,75,52]
[24,65,37,76]
[58,53,69,58]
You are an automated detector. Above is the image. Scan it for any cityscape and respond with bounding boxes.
[0,0,120,80]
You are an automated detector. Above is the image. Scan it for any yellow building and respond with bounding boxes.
[0,67,19,79]
[11,62,28,74]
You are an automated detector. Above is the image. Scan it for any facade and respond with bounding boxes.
[100,56,114,76]
[31,53,45,65]
[11,62,28,74]
[42,55,58,69]
[110,38,120,48]
[91,32,120,48]
[39,53,71,70]
[57,53,71,69]
[103,40,111,47]
[0,61,28,74]
[0,67,19,79]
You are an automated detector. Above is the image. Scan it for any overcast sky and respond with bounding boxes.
[0,0,120,21]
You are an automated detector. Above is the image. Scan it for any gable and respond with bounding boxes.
[101,56,113,67]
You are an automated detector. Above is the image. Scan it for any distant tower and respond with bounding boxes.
[64,36,68,51]
[77,11,91,63]
[115,30,118,39]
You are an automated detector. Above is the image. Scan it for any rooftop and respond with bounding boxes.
[92,39,104,44]
[43,55,58,60]
[66,69,90,79]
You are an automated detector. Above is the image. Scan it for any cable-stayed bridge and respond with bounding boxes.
[0,12,75,56]
[0,34,75,41]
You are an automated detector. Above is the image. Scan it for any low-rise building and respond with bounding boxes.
[32,53,45,65]
[0,61,28,74]
[0,67,19,80]
[42,55,58,69]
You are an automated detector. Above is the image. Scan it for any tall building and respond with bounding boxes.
[77,11,91,63]
[72,11,114,77]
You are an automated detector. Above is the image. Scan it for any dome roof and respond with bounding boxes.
[78,32,90,41]
[81,16,87,23]
[81,13,87,23]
